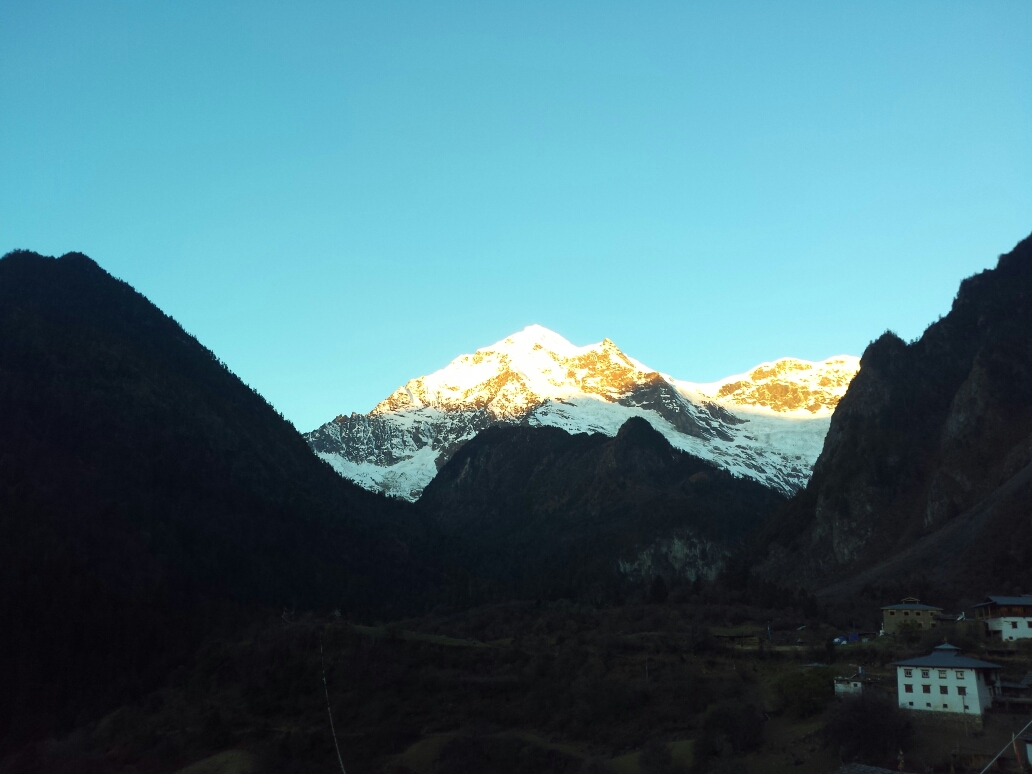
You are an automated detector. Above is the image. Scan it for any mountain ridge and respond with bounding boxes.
[306,325,860,500]
[0,249,441,744]
[753,232,1032,598]
[418,416,786,601]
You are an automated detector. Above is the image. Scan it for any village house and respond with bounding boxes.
[834,671,879,697]
[881,598,943,635]
[1022,736,1032,768]
[894,644,1001,716]
[973,595,1032,641]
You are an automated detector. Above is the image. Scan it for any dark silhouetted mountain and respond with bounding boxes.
[755,233,1032,600]
[0,251,440,746]
[418,417,785,602]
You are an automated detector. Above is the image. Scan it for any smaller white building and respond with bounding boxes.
[834,674,871,697]
[973,595,1032,641]
[894,644,1001,716]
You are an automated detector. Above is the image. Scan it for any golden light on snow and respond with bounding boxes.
[312,325,862,500]
[708,356,861,414]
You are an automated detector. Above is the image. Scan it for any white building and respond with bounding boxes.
[834,673,874,697]
[894,644,1001,716]
[973,595,1032,641]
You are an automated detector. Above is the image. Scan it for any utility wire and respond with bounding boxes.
[321,640,347,774]
[977,715,1032,774]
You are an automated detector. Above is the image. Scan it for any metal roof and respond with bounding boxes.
[973,596,1032,608]
[893,645,1001,670]
[881,602,942,611]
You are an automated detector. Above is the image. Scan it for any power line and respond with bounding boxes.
[317,643,346,774]
[977,715,1032,774]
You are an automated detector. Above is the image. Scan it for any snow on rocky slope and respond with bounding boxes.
[305,326,860,500]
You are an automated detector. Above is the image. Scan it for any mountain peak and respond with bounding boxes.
[307,327,861,501]
[614,415,669,449]
[498,324,575,352]
[682,355,861,416]
[490,325,626,362]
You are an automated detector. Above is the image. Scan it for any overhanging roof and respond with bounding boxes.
[894,649,1000,670]
[974,596,1032,608]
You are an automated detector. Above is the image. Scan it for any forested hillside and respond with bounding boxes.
[0,251,442,749]
[419,417,785,602]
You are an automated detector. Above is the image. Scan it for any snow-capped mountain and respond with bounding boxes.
[305,325,860,500]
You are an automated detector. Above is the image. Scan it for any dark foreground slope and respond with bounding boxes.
[0,251,439,746]
[755,233,1032,598]
[419,417,785,602]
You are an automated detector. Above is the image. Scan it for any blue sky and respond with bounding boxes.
[2,1,1030,430]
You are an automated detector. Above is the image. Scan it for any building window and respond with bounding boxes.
[964,705,970,710]
[956,671,965,679]
[890,611,896,616]
[916,612,922,616]
[905,684,913,693]
[943,704,948,709]
[958,687,967,696]
[904,611,910,616]
[1012,621,1019,629]
[922,670,930,679]
[904,669,913,678]
[1027,621,1032,628]
[926,703,931,707]
[923,685,931,694]
[909,701,914,706]
[939,670,947,679]
[940,685,948,695]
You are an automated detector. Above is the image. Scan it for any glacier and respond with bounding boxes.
[305,325,860,500]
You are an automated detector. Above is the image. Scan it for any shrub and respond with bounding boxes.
[650,576,670,604]
[699,700,764,756]
[640,739,674,774]
[824,694,911,765]
[774,667,834,718]
[436,735,581,774]
[896,621,922,648]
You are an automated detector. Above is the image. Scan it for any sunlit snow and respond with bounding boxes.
[305,325,860,501]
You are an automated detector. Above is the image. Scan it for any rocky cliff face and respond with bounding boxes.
[306,325,859,500]
[757,233,1032,595]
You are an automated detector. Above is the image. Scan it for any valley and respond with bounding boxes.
[3,232,1032,774]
